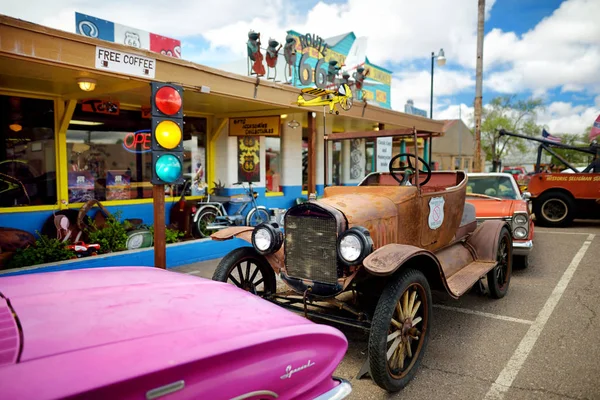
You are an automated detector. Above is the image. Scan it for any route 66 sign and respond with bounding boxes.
[428,197,445,230]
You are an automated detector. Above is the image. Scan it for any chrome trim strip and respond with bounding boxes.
[146,380,185,400]
[230,390,279,400]
[313,378,352,400]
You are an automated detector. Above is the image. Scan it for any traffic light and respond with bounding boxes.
[150,82,184,185]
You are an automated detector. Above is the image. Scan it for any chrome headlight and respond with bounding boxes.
[513,214,528,225]
[252,223,283,255]
[513,227,528,239]
[337,227,373,266]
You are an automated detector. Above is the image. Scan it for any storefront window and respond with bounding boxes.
[265,137,281,192]
[0,95,56,208]
[66,105,206,202]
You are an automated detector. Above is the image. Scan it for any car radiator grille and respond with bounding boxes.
[285,215,339,285]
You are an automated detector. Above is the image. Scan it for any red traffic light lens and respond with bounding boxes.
[155,86,182,115]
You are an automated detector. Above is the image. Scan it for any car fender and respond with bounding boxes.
[363,244,452,295]
[466,219,510,262]
[211,226,284,273]
[193,204,222,223]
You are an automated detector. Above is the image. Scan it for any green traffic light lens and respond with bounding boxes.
[155,154,182,183]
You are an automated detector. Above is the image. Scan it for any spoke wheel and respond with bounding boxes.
[194,209,218,238]
[212,247,276,298]
[369,268,431,392]
[246,208,270,227]
[487,226,512,299]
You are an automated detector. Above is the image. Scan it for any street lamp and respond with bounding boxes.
[430,48,446,119]
[427,48,446,169]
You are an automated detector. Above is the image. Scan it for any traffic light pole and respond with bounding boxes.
[153,184,166,269]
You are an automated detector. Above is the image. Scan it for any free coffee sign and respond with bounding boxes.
[95,46,156,79]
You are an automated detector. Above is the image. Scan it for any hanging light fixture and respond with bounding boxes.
[77,78,97,92]
[287,119,300,129]
[9,123,22,132]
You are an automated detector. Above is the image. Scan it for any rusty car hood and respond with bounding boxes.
[319,186,416,226]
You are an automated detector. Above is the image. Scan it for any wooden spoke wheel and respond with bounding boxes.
[212,247,276,298]
[369,269,431,392]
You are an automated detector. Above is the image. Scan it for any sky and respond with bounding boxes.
[1,0,599,136]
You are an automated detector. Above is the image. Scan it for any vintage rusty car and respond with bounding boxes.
[466,172,534,268]
[211,132,513,392]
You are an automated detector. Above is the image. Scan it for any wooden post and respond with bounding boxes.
[307,112,317,195]
[413,127,420,191]
[153,184,166,269]
[474,0,486,172]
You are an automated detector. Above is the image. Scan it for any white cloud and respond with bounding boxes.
[390,69,475,116]
[482,0,600,96]
[537,101,600,134]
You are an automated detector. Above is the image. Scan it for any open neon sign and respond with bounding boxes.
[122,129,151,153]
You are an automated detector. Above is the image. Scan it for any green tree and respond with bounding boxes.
[478,95,544,171]
[548,131,593,168]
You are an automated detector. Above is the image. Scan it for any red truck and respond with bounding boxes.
[498,130,600,227]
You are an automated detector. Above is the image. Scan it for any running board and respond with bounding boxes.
[446,261,496,297]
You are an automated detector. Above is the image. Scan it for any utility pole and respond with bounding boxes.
[473,0,485,172]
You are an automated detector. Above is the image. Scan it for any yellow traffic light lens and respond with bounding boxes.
[155,120,182,149]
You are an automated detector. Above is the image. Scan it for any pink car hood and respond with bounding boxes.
[0,267,313,362]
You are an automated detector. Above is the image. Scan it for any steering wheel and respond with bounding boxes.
[388,153,432,186]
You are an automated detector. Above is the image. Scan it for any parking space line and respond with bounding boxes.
[484,234,595,400]
[534,230,591,235]
[184,270,202,275]
[433,305,533,325]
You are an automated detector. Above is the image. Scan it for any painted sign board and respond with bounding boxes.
[76,12,181,58]
[229,116,280,137]
[238,136,260,182]
[95,46,156,78]
[376,137,393,172]
[405,100,428,118]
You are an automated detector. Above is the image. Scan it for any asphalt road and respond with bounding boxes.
[174,220,600,400]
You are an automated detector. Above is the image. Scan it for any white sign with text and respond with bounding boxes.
[376,137,393,172]
[95,46,156,79]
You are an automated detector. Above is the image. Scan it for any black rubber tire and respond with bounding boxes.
[368,268,432,392]
[533,191,576,227]
[487,227,512,299]
[212,247,277,297]
[514,255,529,269]
[193,208,219,239]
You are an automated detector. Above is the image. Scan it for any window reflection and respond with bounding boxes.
[0,95,56,207]
[66,106,206,202]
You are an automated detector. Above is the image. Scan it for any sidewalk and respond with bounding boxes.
[172,258,223,279]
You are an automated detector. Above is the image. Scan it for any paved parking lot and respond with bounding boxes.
[174,220,600,400]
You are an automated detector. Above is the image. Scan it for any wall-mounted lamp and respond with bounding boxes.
[280,114,288,119]
[77,78,97,92]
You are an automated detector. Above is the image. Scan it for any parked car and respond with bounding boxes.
[0,267,351,399]
[466,173,534,268]
[211,140,513,393]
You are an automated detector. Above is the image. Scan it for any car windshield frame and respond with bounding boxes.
[466,175,520,200]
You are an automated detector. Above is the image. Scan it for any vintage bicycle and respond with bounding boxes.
[192,182,270,238]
